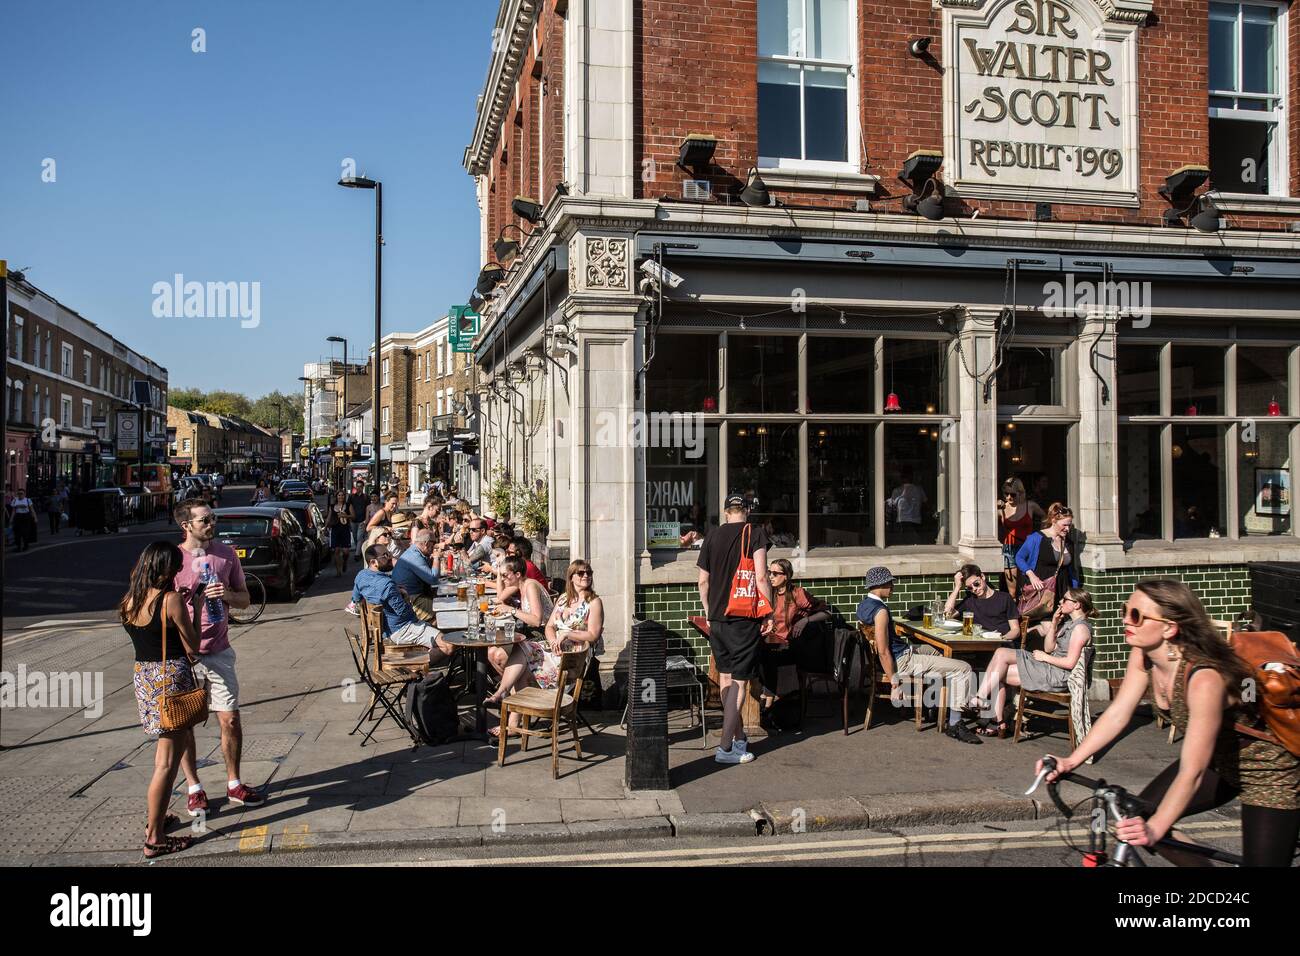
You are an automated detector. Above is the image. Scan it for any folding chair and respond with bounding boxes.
[349,601,426,747]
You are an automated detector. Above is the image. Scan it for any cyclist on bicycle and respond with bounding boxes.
[1039,579,1299,867]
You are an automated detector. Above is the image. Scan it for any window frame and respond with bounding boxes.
[1208,0,1290,198]
[60,343,73,378]
[756,0,860,174]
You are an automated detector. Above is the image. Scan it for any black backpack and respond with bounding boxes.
[403,672,459,746]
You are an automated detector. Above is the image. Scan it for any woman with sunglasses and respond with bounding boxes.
[483,556,562,737]
[965,587,1095,737]
[757,558,832,721]
[1040,580,1300,867]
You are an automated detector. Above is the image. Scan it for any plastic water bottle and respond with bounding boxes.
[200,563,224,624]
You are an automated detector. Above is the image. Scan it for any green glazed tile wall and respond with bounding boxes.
[637,565,1251,679]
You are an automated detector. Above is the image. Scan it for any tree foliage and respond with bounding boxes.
[168,387,303,432]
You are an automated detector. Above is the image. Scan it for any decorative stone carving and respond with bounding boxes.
[569,235,632,293]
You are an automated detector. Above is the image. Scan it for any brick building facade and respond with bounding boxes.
[464,0,1300,675]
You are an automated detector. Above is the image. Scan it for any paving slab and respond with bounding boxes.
[457,797,563,827]
[559,799,627,823]
[348,796,461,831]
[385,766,485,798]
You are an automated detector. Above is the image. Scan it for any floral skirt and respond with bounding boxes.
[133,659,197,737]
[521,639,585,691]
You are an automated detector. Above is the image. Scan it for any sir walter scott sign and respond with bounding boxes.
[943,0,1141,206]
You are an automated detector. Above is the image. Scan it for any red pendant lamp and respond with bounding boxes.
[1268,396,1282,416]
[884,362,902,413]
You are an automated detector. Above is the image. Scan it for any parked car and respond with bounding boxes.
[213,506,316,599]
[268,499,331,571]
[73,487,127,534]
[276,479,314,502]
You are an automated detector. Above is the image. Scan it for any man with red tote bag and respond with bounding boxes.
[697,494,774,764]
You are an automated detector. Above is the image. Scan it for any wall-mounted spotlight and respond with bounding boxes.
[908,37,932,58]
[1158,165,1210,205]
[1189,195,1224,233]
[468,290,486,312]
[677,133,717,172]
[898,149,943,192]
[511,196,545,225]
[738,167,773,207]
[475,262,507,295]
[493,223,533,264]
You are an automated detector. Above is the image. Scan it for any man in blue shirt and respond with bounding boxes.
[392,529,441,622]
[352,544,452,665]
[856,565,981,744]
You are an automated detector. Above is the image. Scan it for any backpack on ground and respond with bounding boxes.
[1229,630,1300,757]
[403,672,459,746]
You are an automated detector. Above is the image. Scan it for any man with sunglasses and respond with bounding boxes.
[943,564,1021,645]
[172,500,265,814]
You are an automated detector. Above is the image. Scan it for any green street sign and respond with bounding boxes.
[449,306,480,352]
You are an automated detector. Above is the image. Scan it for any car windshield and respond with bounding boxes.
[281,482,307,490]
[216,516,271,537]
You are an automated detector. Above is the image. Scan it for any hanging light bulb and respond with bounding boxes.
[736,427,748,437]
[1010,444,1023,464]
[929,429,939,441]
[738,317,746,331]
[756,425,768,435]
[1171,443,1183,459]
[1268,396,1282,416]
[925,403,936,414]
[1001,435,1013,450]
[817,428,828,438]
[1006,422,1017,432]
[1243,445,1259,460]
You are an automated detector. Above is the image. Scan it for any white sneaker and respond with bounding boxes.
[733,737,748,754]
[715,745,755,764]
[344,601,359,616]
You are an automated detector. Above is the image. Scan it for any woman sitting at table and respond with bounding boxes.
[964,586,1095,737]
[485,556,554,675]
[758,558,833,719]
[485,559,601,739]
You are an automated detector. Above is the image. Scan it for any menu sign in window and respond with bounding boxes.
[943,0,1142,205]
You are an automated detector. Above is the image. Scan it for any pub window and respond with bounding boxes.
[1171,345,1226,415]
[729,421,801,548]
[82,400,92,429]
[884,424,949,546]
[1116,344,1161,415]
[1208,2,1285,195]
[645,333,719,413]
[1237,346,1288,417]
[60,395,72,428]
[83,351,91,384]
[10,381,22,422]
[809,422,872,546]
[807,336,873,413]
[757,0,855,168]
[1172,425,1227,539]
[382,358,390,387]
[1239,423,1291,537]
[646,426,720,551]
[726,335,798,413]
[997,345,1062,407]
[884,339,949,414]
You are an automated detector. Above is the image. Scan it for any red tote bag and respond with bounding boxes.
[724,523,774,618]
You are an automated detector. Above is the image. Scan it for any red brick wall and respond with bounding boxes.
[629,0,1298,230]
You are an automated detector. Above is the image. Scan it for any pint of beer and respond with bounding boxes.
[962,612,974,636]
[922,610,933,629]
[476,581,486,598]
[456,583,468,603]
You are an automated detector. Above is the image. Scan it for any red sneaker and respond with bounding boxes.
[226,783,265,807]
[187,790,209,817]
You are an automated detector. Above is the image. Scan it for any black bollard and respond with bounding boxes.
[625,618,669,790]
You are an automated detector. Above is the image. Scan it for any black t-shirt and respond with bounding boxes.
[347,492,369,521]
[696,521,770,621]
[957,590,1019,634]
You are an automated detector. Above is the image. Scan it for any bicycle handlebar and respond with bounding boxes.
[1026,757,1154,819]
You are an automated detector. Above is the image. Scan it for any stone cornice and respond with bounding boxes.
[933,0,1153,23]
[464,0,541,176]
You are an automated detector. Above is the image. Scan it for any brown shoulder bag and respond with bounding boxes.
[159,595,209,732]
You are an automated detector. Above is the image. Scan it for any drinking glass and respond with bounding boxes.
[503,616,516,642]
[962,611,975,636]
[476,581,486,598]
[922,608,933,629]
[456,583,468,604]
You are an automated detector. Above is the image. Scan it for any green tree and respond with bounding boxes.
[199,390,252,418]
[169,387,205,410]
[249,390,303,433]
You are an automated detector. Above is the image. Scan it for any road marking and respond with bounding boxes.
[350,820,1242,868]
[238,825,269,854]
[25,619,100,629]
[279,824,311,850]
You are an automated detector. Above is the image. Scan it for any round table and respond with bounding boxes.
[441,628,525,735]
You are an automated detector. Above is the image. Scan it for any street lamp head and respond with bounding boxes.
[326,336,347,344]
[338,176,379,190]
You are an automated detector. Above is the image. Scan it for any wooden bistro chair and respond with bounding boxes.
[351,600,427,747]
[1013,644,1094,755]
[858,623,940,732]
[496,647,593,778]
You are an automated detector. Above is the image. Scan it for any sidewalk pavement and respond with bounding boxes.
[0,567,1214,864]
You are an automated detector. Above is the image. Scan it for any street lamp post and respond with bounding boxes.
[298,376,314,479]
[337,175,382,494]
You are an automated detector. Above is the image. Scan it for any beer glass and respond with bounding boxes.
[962,612,974,636]
[922,608,933,629]
[456,583,468,604]
[476,581,486,598]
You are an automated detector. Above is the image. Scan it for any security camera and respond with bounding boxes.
[639,258,684,289]
[638,275,659,298]
[551,322,570,340]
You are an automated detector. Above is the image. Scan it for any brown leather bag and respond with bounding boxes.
[159,596,209,732]
[1230,630,1300,757]
[1016,532,1065,622]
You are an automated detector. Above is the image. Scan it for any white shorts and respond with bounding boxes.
[195,646,240,712]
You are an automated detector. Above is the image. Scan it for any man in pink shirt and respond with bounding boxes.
[172,500,264,815]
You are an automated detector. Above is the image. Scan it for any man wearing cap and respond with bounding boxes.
[697,493,774,764]
[857,566,982,744]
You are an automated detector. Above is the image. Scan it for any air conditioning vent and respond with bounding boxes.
[683,179,712,201]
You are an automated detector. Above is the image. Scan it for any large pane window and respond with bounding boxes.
[1172,425,1227,538]
[727,335,798,413]
[729,422,800,548]
[1171,345,1225,415]
[1208,3,1284,195]
[809,423,872,547]
[1116,344,1161,415]
[997,345,1062,407]
[1119,426,1163,541]
[883,340,948,414]
[1237,347,1288,417]
[807,336,873,413]
[999,424,1070,514]
[884,425,947,545]
[757,0,852,165]
[1239,424,1292,536]
[646,425,720,550]
[647,334,719,413]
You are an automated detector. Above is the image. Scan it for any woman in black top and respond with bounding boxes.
[119,542,204,858]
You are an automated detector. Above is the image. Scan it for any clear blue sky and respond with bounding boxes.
[0,0,493,397]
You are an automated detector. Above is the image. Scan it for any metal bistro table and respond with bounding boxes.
[894,619,1014,730]
[438,615,519,737]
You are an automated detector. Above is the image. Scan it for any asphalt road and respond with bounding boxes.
[2,484,313,631]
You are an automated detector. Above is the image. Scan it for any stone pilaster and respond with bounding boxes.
[956,308,1003,568]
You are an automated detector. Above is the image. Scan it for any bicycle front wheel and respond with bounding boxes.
[229,573,267,626]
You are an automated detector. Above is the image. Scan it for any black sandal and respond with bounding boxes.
[976,720,1009,738]
[142,835,192,859]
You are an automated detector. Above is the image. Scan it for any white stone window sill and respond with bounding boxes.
[757,168,880,194]
[1083,538,1300,571]
[1205,192,1300,215]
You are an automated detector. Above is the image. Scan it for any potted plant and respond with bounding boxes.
[485,465,513,521]
[515,472,549,561]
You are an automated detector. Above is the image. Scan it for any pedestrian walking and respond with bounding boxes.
[327,491,354,576]
[172,499,265,815]
[348,481,369,561]
[9,491,37,550]
[120,541,205,858]
[697,493,774,764]
[49,483,69,535]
